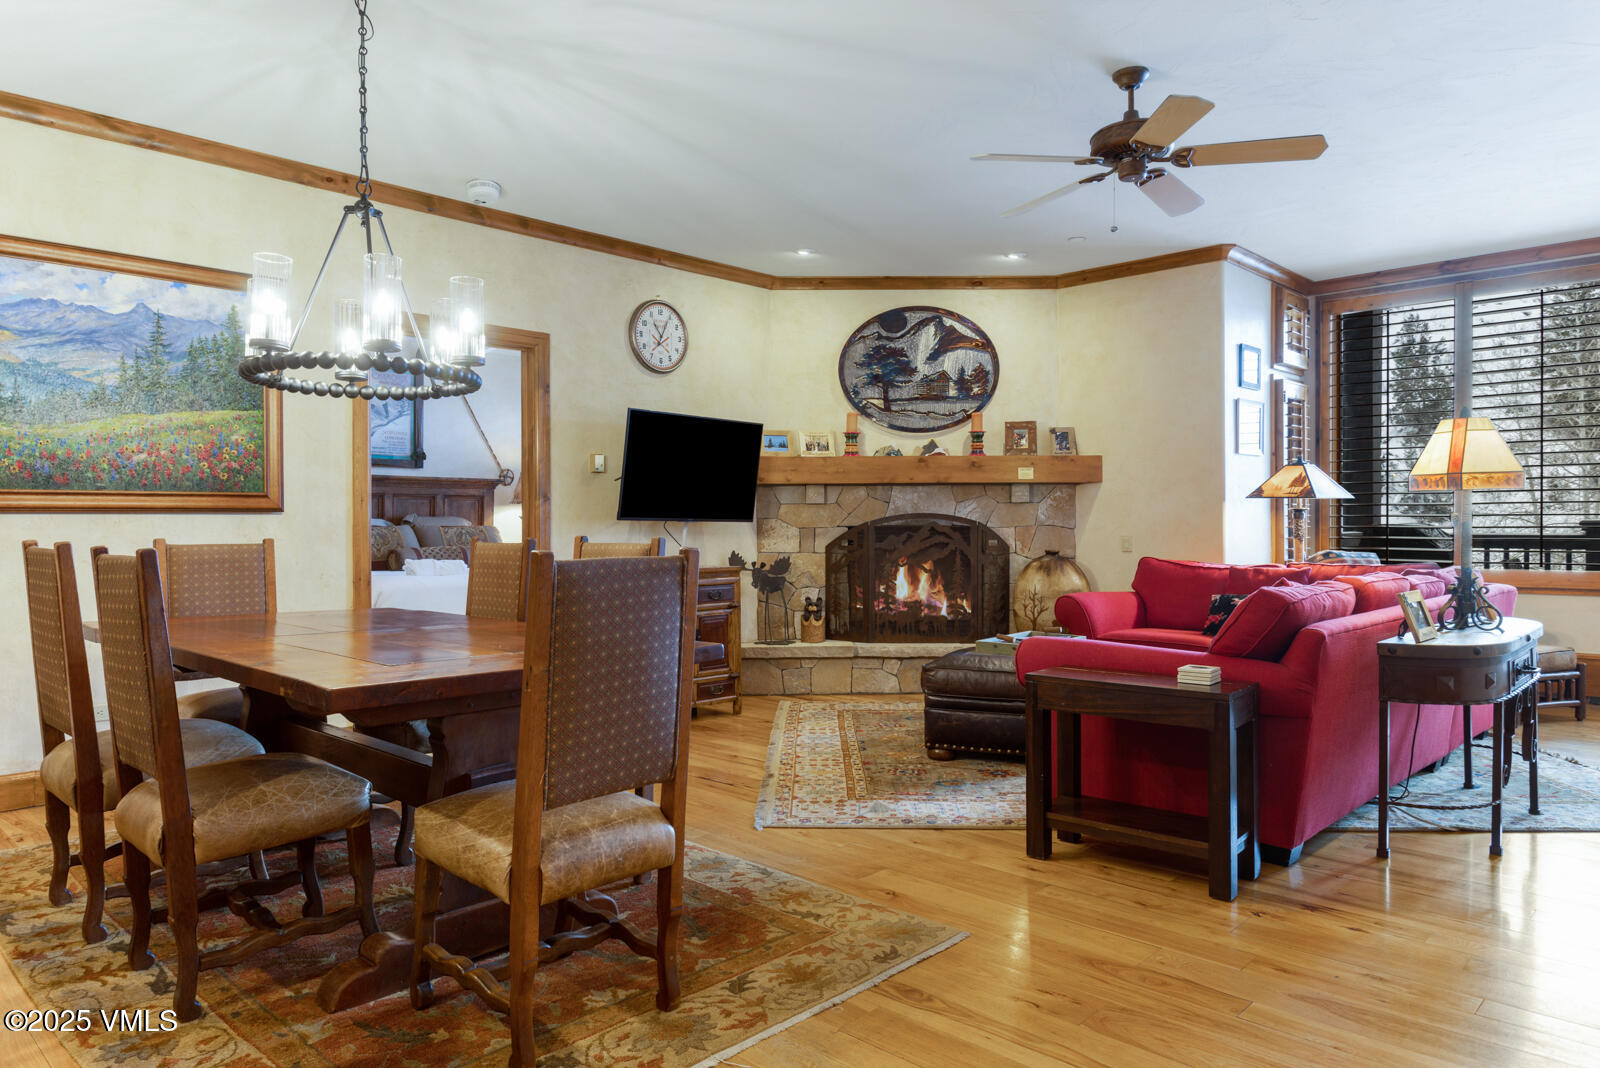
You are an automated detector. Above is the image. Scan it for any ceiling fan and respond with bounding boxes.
[974,65,1327,219]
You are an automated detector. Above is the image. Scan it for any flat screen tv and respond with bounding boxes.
[616,408,762,523]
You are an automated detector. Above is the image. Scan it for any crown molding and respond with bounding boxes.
[0,90,1309,295]
[1308,235,1600,298]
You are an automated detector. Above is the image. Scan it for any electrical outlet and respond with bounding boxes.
[1120,535,1134,553]
[590,453,606,473]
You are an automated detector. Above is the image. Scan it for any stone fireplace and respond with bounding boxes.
[824,513,1009,643]
[744,479,1078,695]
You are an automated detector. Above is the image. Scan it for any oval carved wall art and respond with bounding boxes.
[838,306,998,433]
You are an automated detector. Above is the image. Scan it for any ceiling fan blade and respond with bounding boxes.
[973,153,1097,164]
[1139,172,1204,217]
[1179,135,1328,166]
[1132,94,1214,150]
[1000,173,1106,217]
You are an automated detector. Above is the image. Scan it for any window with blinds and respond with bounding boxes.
[1329,279,1600,569]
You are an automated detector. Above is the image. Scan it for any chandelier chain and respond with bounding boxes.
[354,0,374,202]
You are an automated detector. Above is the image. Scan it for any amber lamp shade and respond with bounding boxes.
[1407,417,1526,491]
[1246,460,1354,502]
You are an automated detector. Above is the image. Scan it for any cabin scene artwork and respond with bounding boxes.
[838,305,998,433]
[0,243,280,510]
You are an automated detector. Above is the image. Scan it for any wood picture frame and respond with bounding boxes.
[760,430,795,455]
[799,431,836,457]
[1004,420,1037,455]
[1049,426,1078,455]
[1235,399,1264,456]
[0,233,283,512]
[1238,343,1262,390]
[1397,589,1438,643]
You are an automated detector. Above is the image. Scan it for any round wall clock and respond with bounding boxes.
[629,299,687,373]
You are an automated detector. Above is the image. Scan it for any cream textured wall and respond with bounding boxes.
[1220,262,1274,565]
[1057,263,1228,591]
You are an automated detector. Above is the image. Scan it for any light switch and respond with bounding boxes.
[1120,536,1134,553]
[590,453,606,473]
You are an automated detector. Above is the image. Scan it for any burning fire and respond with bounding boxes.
[889,559,963,616]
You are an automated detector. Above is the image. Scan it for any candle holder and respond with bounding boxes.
[969,429,985,456]
[843,430,860,456]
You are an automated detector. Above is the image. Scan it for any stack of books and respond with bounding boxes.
[1176,664,1222,687]
[974,629,1068,656]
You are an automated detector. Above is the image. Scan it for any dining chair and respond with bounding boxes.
[572,534,668,558]
[466,538,535,621]
[91,547,378,1022]
[150,537,277,729]
[23,540,266,945]
[408,549,698,1067]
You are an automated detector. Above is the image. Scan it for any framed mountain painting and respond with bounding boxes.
[838,306,998,433]
[0,235,282,512]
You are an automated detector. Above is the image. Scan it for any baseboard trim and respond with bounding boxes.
[0,770,43,813]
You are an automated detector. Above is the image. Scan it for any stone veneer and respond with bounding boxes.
[745,480,1076,694]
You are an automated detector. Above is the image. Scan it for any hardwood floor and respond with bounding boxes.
[3,697,1597,1066]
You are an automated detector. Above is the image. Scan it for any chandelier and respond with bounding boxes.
[238,0,484,400]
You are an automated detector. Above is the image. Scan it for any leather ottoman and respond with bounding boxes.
[921,649,1027,761]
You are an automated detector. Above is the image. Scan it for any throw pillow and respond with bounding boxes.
[1201,593,1244,637]
[1406,573,1449,600]
[1131,557,1231,632]
[402,513,473,547]
[1334,572,1413,614]
[370,523,405,565]
[1225,565,1311,596]
[438,524,503,549]
[1210,580,1357,661]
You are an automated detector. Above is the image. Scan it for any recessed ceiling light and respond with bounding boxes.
[1002,252,1028,260]
[794,248,817,257]
[1066,235,1087,244]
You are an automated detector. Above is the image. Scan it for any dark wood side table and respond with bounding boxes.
[1376,617,1542,859]
[692,566,742,716]
[1024,667,1260,902]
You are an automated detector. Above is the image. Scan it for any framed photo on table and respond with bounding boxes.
[761,430,795,455]
[1397,590,1438,643]
[1004,420,1037,455]
[800,431,836,456]
[1049,426,1078,455]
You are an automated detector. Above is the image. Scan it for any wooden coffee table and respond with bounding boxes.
[1023,666,1260,901]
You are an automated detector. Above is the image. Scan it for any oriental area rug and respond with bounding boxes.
[0,827,964,1067]
[1330,746,1600,832]
[754,699,1026,829]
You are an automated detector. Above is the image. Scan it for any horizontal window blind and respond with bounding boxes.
[1470,280,1600,570]
[1330,278,1600,570]
[1329,299,1456,564]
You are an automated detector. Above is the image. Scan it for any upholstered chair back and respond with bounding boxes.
[531,553,696,809]
[22,541,95,741]
[91,550,184,786]
[153,538,276,618]
[572,535,668,559]
[466,539,534,621]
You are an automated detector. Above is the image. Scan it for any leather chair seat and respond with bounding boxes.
[921,648,1028,759]
[413,784,676,905]
[1536,644,1578,673]
[40,719,263,810]
[176,685,246,727]
[115,753,371,866]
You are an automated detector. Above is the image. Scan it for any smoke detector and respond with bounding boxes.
[465,179,502,206]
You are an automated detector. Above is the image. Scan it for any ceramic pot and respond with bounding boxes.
[1010,550,1089,631]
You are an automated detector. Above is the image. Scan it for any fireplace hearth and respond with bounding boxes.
[825,513,1009,643]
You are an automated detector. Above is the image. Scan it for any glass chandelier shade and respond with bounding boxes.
[235,0,485,402]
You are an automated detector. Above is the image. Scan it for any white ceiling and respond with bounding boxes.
[8,0,1600,280]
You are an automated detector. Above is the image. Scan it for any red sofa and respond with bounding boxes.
[1016,557,1516,862]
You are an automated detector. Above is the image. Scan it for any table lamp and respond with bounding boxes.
[1246,458,1353,563]
[1407,416,1525,631]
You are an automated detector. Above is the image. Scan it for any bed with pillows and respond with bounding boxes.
[368,515,502,613]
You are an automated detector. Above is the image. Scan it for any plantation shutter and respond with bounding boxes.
[1329,278,1600,570]
[1469,280,1600,569]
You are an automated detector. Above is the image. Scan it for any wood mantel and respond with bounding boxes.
[757,454,1101,485]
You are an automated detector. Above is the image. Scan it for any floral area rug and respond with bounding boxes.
[0,820,964,1066]
[1329,745,1600,832]
[754,699,1026,829]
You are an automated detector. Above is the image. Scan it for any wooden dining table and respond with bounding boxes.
[84,607,722,1010]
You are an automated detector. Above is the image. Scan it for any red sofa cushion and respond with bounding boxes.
[1225,564,1311,595]
[1097,627,1214,652]
[1210,580,1356,660]
[1334,572,1412,613]
[1406,573,1449,599]
[1305,562,1420,582]
[1131,558,1230,631]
